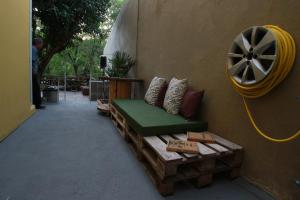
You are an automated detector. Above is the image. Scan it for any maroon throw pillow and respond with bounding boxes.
[154,82,168,108]
[180,89,204,120]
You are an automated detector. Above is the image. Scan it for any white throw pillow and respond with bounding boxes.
[144,77,166,105]
[163,78,188,114]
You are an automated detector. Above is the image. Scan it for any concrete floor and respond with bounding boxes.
[0,92,275,200]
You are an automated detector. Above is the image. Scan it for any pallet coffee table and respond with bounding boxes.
[110,104,243,196]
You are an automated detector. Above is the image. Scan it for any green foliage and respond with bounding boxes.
[45,38,105,78]
[33,0,111,74]
[44,54,72,76]
[106,51,135,77]
[80,39,105,74]
[35,0,125,76]
[61,40,84,76]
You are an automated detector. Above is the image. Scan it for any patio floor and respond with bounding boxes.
[0,92,275,200]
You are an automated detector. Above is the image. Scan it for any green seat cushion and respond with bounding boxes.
[112,99,208,136]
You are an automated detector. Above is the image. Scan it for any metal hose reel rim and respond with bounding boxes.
[227,26,278,86]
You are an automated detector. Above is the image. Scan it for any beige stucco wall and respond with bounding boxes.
[105,0,300,199]
[104,0,138,77]
[0,0,34,141]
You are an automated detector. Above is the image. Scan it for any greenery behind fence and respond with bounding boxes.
[33,0,124,77]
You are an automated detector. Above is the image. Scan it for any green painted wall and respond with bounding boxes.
[0,0,34,141]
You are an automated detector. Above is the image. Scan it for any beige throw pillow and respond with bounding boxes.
[144,77,166,105]
[163,78,188,114]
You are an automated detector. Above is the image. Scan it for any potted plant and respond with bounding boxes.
[106,51,135,78]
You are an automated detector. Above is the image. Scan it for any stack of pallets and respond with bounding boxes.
[110,104,243,196]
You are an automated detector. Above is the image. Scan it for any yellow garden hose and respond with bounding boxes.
[243,98,300,142]
[228,25,300,143]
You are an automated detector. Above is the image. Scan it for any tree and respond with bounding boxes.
[61,40,84,77]
[45,38,105,78]
[44,54,74,77]
[80,38,105,76]
[33,0,110,75]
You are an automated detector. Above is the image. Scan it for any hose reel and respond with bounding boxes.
[227,25,299,143]
[228,26,277,86]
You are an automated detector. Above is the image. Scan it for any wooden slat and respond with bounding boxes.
[116,80,132,99]
[208,132,243,150]
[142,149,160,173]
[97,100,109,111]
[114,115,125,128]
[108,79,117,104]
[109,103,116,112]
[213,161,231,173]
[180,166,199,178]
[144,136,183,162]
[127,131,139,145]
[160,135,200,159]
[173,134,216,157]
[206,143,231,154]
[110,107,126,128]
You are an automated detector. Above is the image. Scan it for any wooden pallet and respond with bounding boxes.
[110,104,244,196]
[97,100,110,115]
[110,104,128,137]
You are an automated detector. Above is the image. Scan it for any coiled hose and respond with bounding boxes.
[228,25,299,143]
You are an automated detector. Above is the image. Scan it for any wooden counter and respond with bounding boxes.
[97,77,143,113]
[100,77,143,103]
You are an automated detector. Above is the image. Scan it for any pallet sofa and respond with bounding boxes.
[112,99,208,136]
[110,99,243,196]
